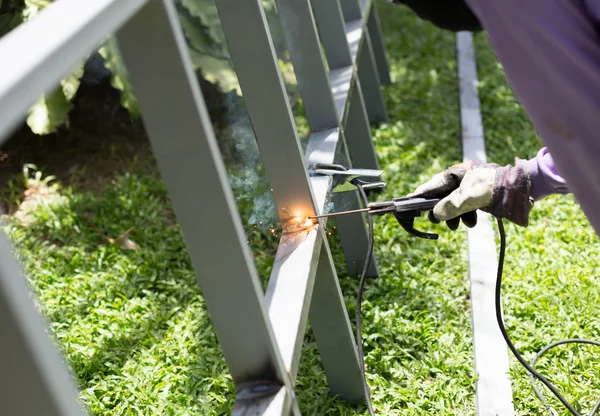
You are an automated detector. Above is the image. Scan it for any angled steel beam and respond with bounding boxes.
[214,0,365,400]
[310,0,352,70]
[0,0,149,142]
[115,1,299,415]
[339,0,362,21]
[367,2,392,85]
[276,0,377,277]
[0,233,85,415]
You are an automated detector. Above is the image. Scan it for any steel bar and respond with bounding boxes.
[330,132,379,277]
[275,0,338,130]
[457,31,515,416]
[358,31,388,122]
[214,0,339,387]
[345,77,380,169]
[304,128,365,398]
[309,241,364,401]
[276,0,378,278]
[115,3,298,415]
[367,2,392,85]
[310,0,352,70]
[0,233,85,415]
[339,0,362,21]
[0,0,149,142]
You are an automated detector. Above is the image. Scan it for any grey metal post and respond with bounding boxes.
[358,31,388,122]
[344,77,380,170]
[115,1,299,414]
[339,0,362,21]
[310,0,352,70]
[0,234,86,416]
[367,2,392,85]
[274,0,338,130]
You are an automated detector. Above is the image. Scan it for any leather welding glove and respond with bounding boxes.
[409,159,533,230]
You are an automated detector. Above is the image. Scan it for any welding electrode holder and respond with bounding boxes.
[368,196,442,240]
[309,163,386,193]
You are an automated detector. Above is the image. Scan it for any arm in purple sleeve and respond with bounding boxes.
[526,148,569,201]
[464,0,600,232]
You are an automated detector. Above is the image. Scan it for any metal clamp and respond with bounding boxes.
[309,163,386,193]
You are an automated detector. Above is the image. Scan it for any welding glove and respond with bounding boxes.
[409,159,533,229]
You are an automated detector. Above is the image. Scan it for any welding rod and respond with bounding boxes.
[308,207,371,219]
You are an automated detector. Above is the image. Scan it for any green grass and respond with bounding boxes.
[3,2,600,415]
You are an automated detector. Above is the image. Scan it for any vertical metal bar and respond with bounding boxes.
[0,233,85,416]
[344,78,379,169]
[367,2,392,85]
[309,241,364,401]
[275,0,338,130]
[310,0,352,70]
[339,0,362,21]
[457,31,515,416]
[115,3,296,411]
[358,32,388,122]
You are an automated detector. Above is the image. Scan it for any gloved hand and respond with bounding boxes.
[409,159,533,229]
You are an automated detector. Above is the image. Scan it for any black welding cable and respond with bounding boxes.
[354,183,377,416]
[494,217,600,416]
[354,204,600,415]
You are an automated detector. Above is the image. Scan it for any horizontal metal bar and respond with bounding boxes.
[116,0,294,394]
[457,31,514,416]
[0,232,85,416]
[329,65,354,123]
[345,19,363,61]
[0,0,149,142]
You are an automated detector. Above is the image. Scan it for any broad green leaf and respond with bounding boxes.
[61,63,84,101]
[188,49,240,95]
[26,88,71,135]
[99,38,140,119]
[178,9,239,94]
[23,0,52,20]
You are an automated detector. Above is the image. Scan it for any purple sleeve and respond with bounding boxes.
[526,148,569,201]
[464,0,600,233]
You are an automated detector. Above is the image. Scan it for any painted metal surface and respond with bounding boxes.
[0,233,85,416]
[457,31,515,416]
[116,3,299,414]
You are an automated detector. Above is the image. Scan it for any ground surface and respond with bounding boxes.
[2,1,600,415]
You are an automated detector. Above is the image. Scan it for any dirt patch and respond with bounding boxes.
[0,80,152,212]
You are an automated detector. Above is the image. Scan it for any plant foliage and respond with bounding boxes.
[2,0,278,135]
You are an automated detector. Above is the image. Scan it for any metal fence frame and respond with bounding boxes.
[0,0,390,414]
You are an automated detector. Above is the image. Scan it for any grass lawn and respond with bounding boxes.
[3,1,600,415]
